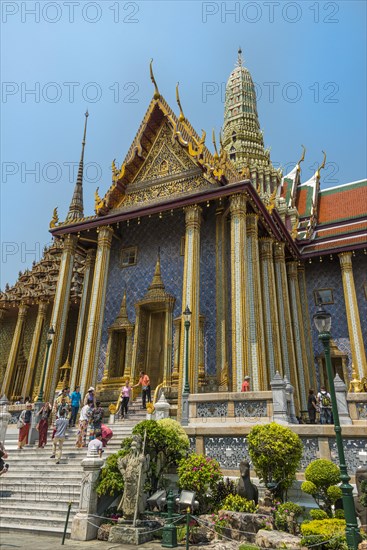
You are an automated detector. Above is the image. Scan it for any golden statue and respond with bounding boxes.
[49,207,59,228]
[266,187,277,214]
[291,220,300,240]
[348,365,363,393]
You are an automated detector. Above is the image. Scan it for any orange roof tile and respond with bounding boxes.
[318,184,367,224]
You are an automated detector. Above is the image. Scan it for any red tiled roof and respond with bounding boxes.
[316,220,367,239]
[296,187,310,216]
[318,184,367,224]
[280,180,289,200]
[302,234,367,253]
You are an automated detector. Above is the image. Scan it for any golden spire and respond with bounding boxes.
[176,83,185,122]
[149,248,165,290]
[297,145,306,170]
[237,46,243,67]
[66,111,89,221]
[316,150,327,179]
[150,59,160,100]
[116,288,128,322]
[212,129,219,161]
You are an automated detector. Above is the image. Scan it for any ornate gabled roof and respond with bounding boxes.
[0,240,86,310]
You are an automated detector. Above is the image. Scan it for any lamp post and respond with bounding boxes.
[37,326,55,403]
[181,306,191,426]
[313,305,361,549]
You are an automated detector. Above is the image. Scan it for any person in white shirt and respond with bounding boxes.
[76,404,92,448]
[50,410,69,464]
[87,432,103,457]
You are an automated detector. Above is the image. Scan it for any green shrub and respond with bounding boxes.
[177,454,222,513]
[221,494,257,513]
[301,518,346,550]
[247,423,303,500]
[334,509,345,519]
[360,480,367,508]
[211,478,237,511]
[274,501,303,533]
[96,449,128,496]
[309,508,328,521]
[301,459,341,516]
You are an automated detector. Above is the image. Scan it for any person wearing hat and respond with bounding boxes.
[84,387,96,408]
[241,376,251,392]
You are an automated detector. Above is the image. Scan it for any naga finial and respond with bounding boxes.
[297,144,306,169]
[212,129,219,160]
[176,82,185,122]
[150,59,160,100]
[49,207,59,228]
[316,150,327,179]
[112,159,120,182]
[237,46,243,67]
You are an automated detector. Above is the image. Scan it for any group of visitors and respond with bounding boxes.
[307,386,333,424]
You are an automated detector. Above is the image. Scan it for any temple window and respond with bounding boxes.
[230,146,236,161]
[159,160,169,176]
[120,246,137,268]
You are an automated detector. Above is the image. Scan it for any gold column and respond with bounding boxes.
[124,326,134,380]
[22,301,48,397]
[298,263,317,389]
[171,318,181,389]
[229,193,247,391]
[179,205,202,394]
[1,302,28,397]
[287,261,310,411]
[69,249,95,390]
[259,238,282,380]
[79,226,114,396]
[45,234,77,400]
[163,304,174,386]
[273,243,300,410]
[246,214,267,390]
[339,252,367,379]
[215,205,228,386]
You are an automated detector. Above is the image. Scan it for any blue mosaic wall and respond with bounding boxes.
[305,258,351,381]
[353,252,367,351]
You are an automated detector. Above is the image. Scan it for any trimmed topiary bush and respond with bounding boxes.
[247,423,303,500]
[301,518,346,549]
[301,459,341,516]
[274,501,303,533]
[309,508,328,521]
[221,494,257,513]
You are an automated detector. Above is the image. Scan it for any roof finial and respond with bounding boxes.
[150,59,160,100]
[316,150,327,179]
[212,129,219,160]
[297,145,306,170]
[176,83,185,122]
[66,111,89,221]
[237,46,243,67]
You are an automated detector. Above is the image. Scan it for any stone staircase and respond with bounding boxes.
[0,398,147,537]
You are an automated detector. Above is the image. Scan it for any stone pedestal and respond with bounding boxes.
[109,520,158,545]
[285,377,298,424]
[154,392,170,420]
[270,373,289,425]
[334,374,353,425]
[71,449,104,541]
[0,395,11,443]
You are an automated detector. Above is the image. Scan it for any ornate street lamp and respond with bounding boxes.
[37,326,55,403]
[313,305,361,549]
[181,306,191,426]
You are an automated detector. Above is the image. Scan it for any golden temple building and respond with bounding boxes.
[1,53,366,415]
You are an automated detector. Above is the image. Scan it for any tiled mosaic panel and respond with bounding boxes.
[356,403,367,420]
[197,401,228,417]
[234,401,267,417]
[300,437,319,470]
[199,204,217,375]
[328,438,367,473]
[0,314,17,383]
[305,259,351,381]
[204,436,249,469]
[352,252,367,352]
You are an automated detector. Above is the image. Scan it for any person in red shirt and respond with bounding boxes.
[241,376,250,392]
[133,371,151,409]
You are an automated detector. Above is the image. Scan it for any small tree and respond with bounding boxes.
[301,459,342,516]
[177,454,223,513]
[247,423,303,501]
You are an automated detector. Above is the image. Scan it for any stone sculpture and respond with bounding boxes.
[117,434,150,521]
[237,460,258,505]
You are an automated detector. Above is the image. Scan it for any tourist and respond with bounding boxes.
[0,441,9,475]
[101,424,113,448]
[241,376,251,392]
[84,386,96,408]
[17,403,33,449]
[50,409,69,464]
[15,396,24,405]
[133,371,151,409]
[87,431,103,457]
[76,403,92,448]
[69,385,82,427]
[317,385,332,424]
[56,396,70,420]
[36,402,52,448]
[119,380,132,418]
[90,401,104,440]
[307,389,317,424]
[54,388,70,418]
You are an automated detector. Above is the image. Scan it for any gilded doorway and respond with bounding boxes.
[145,310,165,389]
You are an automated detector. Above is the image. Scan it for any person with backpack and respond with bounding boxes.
[317,385,333,424]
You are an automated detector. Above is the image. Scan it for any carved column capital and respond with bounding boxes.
[259,238,274,260]
[339,251,353,271]
[18,302,29,319]
[297,262,306,274]
[184,205,202,229]
[286,261,298,279]
[85,248,96,267]
[273,242,285,262]
[37,301,48,317]
[97,226,114,249]
[229,193,247,216]
[246,213,259,236]
[63,234,78,254]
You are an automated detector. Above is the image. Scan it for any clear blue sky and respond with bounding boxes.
[1,0,366,286]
